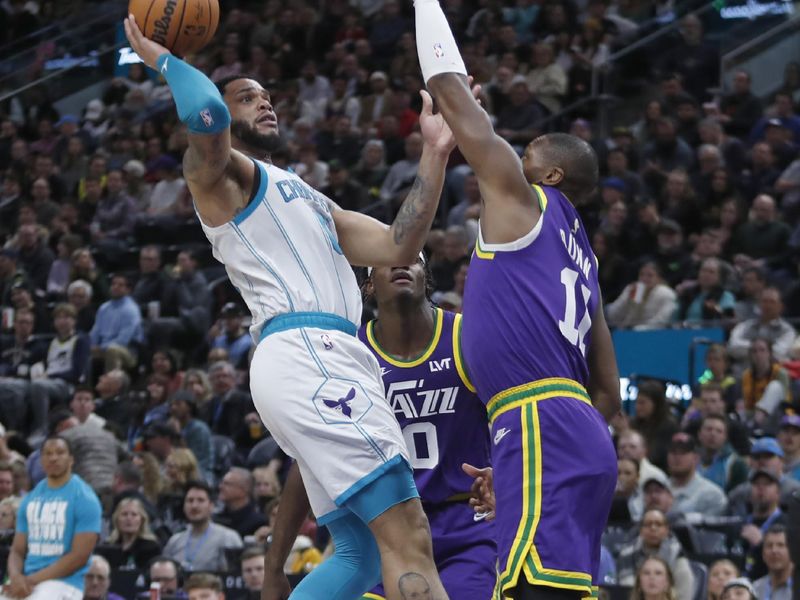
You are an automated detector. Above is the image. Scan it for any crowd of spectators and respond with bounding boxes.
[1,0,800,598]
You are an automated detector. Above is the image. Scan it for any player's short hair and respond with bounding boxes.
[185,573,223,593]
[216,73,266,97]
[531,133,598,202]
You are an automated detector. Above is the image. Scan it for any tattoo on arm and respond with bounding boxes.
[398,572,433,600]
[393,176,426,245]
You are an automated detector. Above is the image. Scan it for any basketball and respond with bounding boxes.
[128,0,219,57]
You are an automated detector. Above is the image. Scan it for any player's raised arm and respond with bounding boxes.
[331,88,460,267]
[413,0,538,240]
[124,15,250,224]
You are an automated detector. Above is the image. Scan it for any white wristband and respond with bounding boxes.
[414,0,467,85]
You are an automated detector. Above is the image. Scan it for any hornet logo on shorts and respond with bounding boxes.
[199,109,214,128]
[323,387,356,418]
[433,43,444,58]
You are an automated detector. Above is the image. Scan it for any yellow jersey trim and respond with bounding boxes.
[531,184,548,212]
[452,313,477,393]
[361,594,385,600]
[474,238,496,260]
[487,378,591,424]
[365,307,443,368]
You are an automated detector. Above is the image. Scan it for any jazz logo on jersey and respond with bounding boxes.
[321,334,333,350]
[323,387,355,418]
[386,380,458,419]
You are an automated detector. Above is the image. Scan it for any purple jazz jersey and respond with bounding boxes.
[462,185,617,597]
[357,308,496,600]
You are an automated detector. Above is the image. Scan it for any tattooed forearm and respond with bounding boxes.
[398,573,433,600]
[392,176,427,245]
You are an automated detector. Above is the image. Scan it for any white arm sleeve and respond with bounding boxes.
[414,0,467,85]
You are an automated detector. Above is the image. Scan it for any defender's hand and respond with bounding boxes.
[123,14,171,71]
[419,76,482,156]
[463,462,495,520]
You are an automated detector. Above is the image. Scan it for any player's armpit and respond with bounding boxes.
[426,74,537,224]
[587,303,622,423]
[184,147,255,227]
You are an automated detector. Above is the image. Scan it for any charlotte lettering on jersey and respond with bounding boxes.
[560,228,592,279]
[26,499,68,556]
[387,378,459,419]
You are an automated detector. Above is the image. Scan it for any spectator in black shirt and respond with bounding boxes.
[15,223,54,294]
[215,467,267,538]
[719,70,763,139]
[104,496,162,570]
[205,361,255,440]
[321,161,369,212]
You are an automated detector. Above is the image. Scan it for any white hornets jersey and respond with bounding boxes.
[200,159,362,340]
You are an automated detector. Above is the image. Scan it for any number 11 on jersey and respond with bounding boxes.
[558,267,592,356]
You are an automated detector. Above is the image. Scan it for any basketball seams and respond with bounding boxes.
[141,0,158,41]
[172,0,188,56]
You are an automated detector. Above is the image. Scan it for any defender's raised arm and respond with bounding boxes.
[413,0,539,243]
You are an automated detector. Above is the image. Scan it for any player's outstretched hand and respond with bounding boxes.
[462,462,495,520]
[262,569,292,600]
[419,76,482,156]
[123,14,170,71]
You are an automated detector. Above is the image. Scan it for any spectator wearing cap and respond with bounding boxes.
[205,361,255,442]
[607,260,677,330]
[696,414,749,493]
[0,307,47,432]
[667,432,728,516]
[359,71,394,129]
[751,91,800,146]
[721,577,757,600]
[169,391,214,482]
[616,508,695,600]
[210,303,252,368]
[753,524,793,600]
[214,467,267,538]
[650,218,693,289]
[739,469,785,581]
[778,415,800,481]
[90,273,143,372]
[146,155,186,217]
[320,160,369,212]
[495,75,547,150]
[729,288,797,364]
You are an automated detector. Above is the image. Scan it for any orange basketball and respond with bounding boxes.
[128,0,219,57]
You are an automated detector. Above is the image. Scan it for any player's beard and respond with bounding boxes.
[231,119,282,155]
